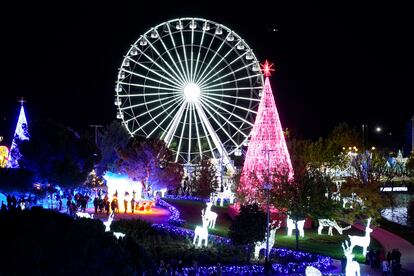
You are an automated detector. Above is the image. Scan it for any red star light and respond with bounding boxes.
[260,60,275,77]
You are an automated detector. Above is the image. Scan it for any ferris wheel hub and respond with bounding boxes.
[183,83,201,103]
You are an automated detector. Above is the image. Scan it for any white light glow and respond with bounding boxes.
[183,83,201,102]
[348,217,372,257]
[286,216,305,238]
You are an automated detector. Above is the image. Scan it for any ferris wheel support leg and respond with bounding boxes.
[194,102,235,175]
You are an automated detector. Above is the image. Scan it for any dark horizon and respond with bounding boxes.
[1,2,412,150]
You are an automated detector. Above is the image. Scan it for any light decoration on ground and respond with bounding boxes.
[164,195,209,203]
[286,216,305,237]
[305,266,322,276]
[193,209,209,247]
[7,101,29,168]
[76,212,94,219]
[348,217,372,257]
[238,60,293,203]
[254,220,281,259]
[342,240,360,276]
[104,214,114,232]
[317,219,351,236]
[157,198,186,226]
[204,201,217,229]
[0,146,9,168]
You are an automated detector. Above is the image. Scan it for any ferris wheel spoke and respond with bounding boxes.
[202,86,263,92]
[131,97,183,135]
[143,34,186,85]
[193,33,217,86]
[146,98,185,137]
[194,33,228,85]
[175,104,190,162]
[163,102,187,145]
[119,92,178,97]
[155,29,188,85]
[198,112,216,158]
[129,48,184,87]
[191,103,204,159]
[190,21,195,82]
[119,94,178,111]
[125,95,182,124]
[198,56,252,88]
[196,41,239,86]
[122,67,182,90]
[199,97,250,137]
[166,23,189,83]
[188,103,193,162]
[201,93,257,116]
[179,27,191,83]
[192,23,207,83]
[203,92,261,102]
[201,74,262,90]
[118,81,182,93]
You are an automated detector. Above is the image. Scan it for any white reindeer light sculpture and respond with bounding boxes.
[193,209,209,247]
[286,216,305,238]
[348,217,372,257]
[104,214,114,232]
[254,221,281,259]
[342,240,360,276]
[76,212,94,219]
[204,201,218,229]
[318,219,351,236]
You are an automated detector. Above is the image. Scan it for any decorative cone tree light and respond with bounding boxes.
[7,99,29,168]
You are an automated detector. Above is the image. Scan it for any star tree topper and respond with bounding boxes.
[261,60,275,77]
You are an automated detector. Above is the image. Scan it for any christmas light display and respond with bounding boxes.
[0,146,9,168]
[348,217,372,257]
[239,61,293,203]
[342,240,360,276]
[317,219,351,236]
[7,104,29,168]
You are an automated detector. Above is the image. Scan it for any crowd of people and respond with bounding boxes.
[1,194,31,211]
[366,248,402,275]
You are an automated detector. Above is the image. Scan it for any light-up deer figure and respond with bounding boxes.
[104,213,114,232]
[254,220,281,259]
[286,216,305,238]
[318,219,351,236]
[193,209,209,247]
[342,240,360,276]
[204,201,218,229]
[348,217,373,257]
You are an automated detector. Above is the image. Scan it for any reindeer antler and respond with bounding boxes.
[366,217,372,228]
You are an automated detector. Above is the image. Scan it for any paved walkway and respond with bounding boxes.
[327,259,382,275]
[353,222,414,274]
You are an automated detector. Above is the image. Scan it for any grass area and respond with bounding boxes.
[379,217,414,245]
[164,199,382,262]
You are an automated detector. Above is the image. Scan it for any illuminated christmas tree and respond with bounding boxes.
[7,100,29,168]
[238,61,293,203]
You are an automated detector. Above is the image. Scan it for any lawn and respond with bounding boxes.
[164,198,382,262]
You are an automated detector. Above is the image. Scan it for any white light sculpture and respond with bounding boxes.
[113,232,126,239]
[193,209,209,247]
[342,240,361,276]
[348,217,372,257]
[104,214,114,232]
[254,221,281,259]
[317,219,351,236]
[342,193,364,209]
[204,201,218,229]
[76,212,94,219]
[305,266,322,276]
[286,216,305,238]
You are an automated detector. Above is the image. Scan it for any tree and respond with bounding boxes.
[19,119,98,189]
[191,157,219,199]
[116,137,183,193]
[96,120,130,175]
[229,203,266,260]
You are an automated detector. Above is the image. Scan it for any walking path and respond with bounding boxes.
[353,222,414,274]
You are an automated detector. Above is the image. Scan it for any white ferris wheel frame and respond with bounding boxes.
[114,17,264,167]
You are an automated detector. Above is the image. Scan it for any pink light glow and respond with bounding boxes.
[238,72,293,203]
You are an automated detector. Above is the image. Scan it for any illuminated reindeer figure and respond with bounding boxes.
[342,240,360,276]
[348,217,373,257]
[193,209,209,247]
[317,219,351,236]
[254,220,281,259]
[204,201,218,229]
[103,213,114,232]
[286,215,305,238]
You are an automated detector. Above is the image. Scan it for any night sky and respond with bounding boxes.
[1,2,412,148]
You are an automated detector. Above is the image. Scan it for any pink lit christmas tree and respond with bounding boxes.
[238,61,293,203]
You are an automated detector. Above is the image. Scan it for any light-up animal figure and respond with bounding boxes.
[305,266,322,276]
[193,209,209,247]
[286,216,305,237]
[76,212,94,219]
[113,232,126,239]
[318,219,351,236]
[342,240,360,276]
[104,214,114,232]
[204,201,218,229]
[348,217,372,257]
[342,193,364,209]
[254,221,281,259]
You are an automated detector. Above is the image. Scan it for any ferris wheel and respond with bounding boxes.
[114,17,264,166]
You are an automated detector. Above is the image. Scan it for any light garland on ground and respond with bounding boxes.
[157,199,186,226]
[164,195,209,202]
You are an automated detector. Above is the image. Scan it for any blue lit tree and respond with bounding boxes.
[7,104,29,168]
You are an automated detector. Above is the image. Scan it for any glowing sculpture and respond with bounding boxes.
[348,217,372,256]
[0,146,9,168]
[254,221,281,259]
[7,103,29,168]
[239,61,293,203]
[212,184,235,206]
[342,193,364,209]
[342,240,361,276]
[193,209,209,247]
[204,201,218,229]
[317,219,351,236]
[305,266,322,276]
[76,212,94,219]
[113,232,126,239]
[286,216,305,238]
[104,214,114,232]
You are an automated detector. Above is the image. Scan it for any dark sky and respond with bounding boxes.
[1,1,413,147]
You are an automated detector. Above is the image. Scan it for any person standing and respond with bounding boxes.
[382,259,389,276]
[131,198,135,214]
